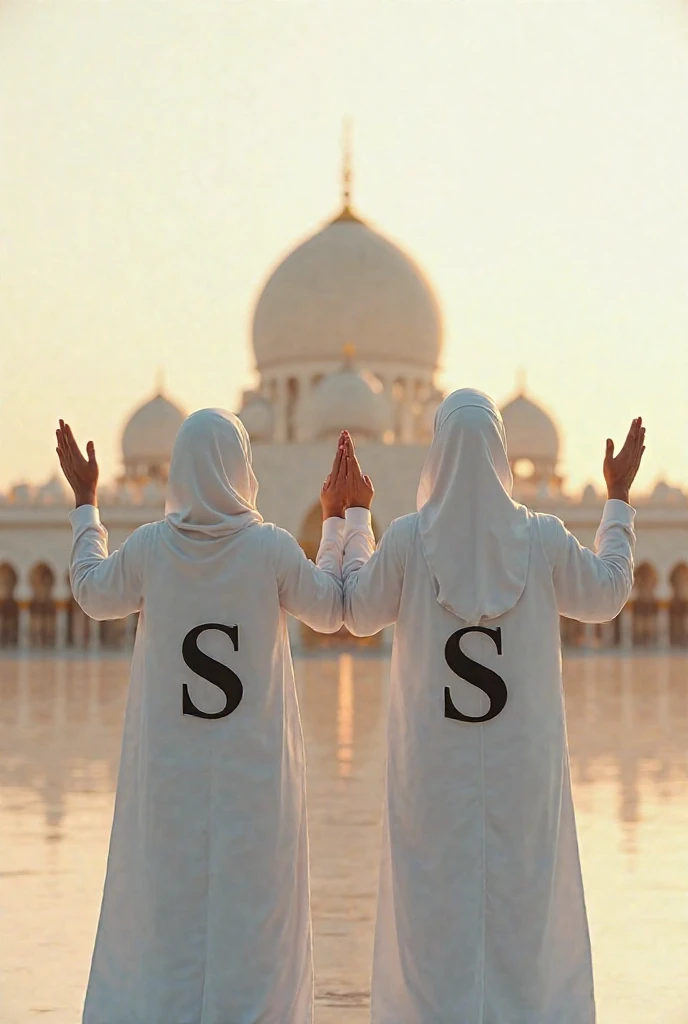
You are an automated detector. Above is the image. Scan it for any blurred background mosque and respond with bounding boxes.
[1,158,687,654]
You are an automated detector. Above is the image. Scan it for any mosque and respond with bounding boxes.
[1,157,688,654]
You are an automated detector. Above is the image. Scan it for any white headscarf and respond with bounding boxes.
[165,409,263,540]
[417,389,532,625]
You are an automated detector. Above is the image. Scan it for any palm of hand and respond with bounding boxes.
[603,417,645,497]
[56,420,99,503]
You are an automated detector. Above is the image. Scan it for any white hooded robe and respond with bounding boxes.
[342,390,636,1024]
[69,410,344,1024]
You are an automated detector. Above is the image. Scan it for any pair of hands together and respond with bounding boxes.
[321,431,375,521]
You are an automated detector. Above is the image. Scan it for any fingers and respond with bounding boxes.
[57,422,75,474]
[633,433,646,476]
[86,440,97,465]
[618,417,640,460]
[605,438,614,463]
[334,446,345,479]
[341,431,355,457]
[63,421,85,464]
[630,421,645,471]
[637,423,646,453]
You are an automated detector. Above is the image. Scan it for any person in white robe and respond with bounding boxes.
[55,409,349,1024]
[339,390,645,1024]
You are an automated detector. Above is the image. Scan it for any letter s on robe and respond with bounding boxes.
[444,626,507,723]
[182,623,243,720]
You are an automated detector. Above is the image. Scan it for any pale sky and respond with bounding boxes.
[2,0,688,493]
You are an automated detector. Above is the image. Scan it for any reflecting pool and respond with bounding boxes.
[1,655,687,1023]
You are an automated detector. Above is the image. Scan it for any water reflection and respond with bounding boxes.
[1,655,687,1023]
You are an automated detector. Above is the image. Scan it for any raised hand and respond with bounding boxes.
[56,420,99,508]
[603,417,646,503]
[341,431,375,510]
[320,432,348,519]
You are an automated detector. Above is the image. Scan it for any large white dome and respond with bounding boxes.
[500,393,560,462]
[252,211,442,372]
[122,391,186,469]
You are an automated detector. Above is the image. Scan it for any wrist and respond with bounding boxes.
[75,490,97,509]
[607,487,630,504]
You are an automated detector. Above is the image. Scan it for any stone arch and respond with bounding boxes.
[668,562,688,647]
[29,562,56,648]
[297,502,381,650]
[632,562,659,648]
[0,562,19,648]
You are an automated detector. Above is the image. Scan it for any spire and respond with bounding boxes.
[332,118,362,224]
[156,368,166,396]
[516,367,527,396]
[342,117,353,210]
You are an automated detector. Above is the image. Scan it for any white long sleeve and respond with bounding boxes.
[541,499,636,622]
[273,517,344,634]
[342,508,403,637]
[69,505,147,620]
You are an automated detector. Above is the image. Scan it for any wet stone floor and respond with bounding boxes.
[1,654,687,1023]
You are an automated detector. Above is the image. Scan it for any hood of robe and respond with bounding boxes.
[417,388,532,625]
[165,408,264,540]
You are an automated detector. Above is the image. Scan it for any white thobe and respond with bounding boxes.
[69,505,345,1024]
[343,500,635,1024]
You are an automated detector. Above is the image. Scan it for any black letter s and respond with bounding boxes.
[182,623,243,720]
[444,626,507,723]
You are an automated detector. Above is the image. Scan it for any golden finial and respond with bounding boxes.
[156,368,166,395]
[332,118,362,224]
[342,116,353,209]
[342,343,357,364]
[516,367,527,396]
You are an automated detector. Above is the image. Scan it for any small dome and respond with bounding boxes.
[37,476,70,506]
[651,481,671,504]
[238,391,274,442]
[303,362,392,441]
[500,392,560,463]
[650,481,686,506]
[121,390,186,479]
[582,483,599,504]
[253,214,442,373]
